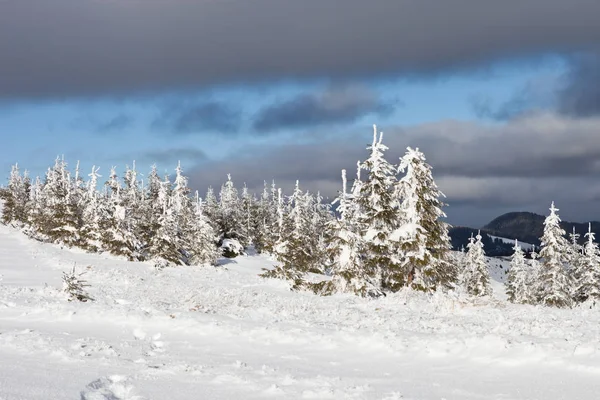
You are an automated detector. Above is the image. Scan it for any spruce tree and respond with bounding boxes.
[393,147,456,292]
[217,174,245,246]
[79,166,103,252]
[574,223,600,304]
[262,181,307,288]
[146,175,182,265]
[506,240,532,303]
[187,191,220,266]
[317,169,380,297]
[462,232,492,297]
[537,202,573,308]
[356,125,400,292]
[41,158,81,246]
[1,164,30,225]
[99,170,140,261]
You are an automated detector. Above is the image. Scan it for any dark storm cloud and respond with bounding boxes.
[558,52,600,117]
[2,0,600,98]
[152,101,240,134]
[187,113,600,226]
[253,85,396,132]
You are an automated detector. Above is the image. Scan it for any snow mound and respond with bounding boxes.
[80,375,145,400]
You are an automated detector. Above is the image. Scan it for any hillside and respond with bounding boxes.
[483,211,600,246]
[2,223,600,399]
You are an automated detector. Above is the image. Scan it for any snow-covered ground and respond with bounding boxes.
[1,223,600,399]
[489,235,536,251]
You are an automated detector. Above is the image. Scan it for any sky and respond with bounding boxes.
[1,0,600,227]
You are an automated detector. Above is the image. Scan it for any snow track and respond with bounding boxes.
[1,223,600,399]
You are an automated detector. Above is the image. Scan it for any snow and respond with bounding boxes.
[489,234,536,251]
[1,222,600,399]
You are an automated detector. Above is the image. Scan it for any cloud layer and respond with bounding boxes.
[2,0,600,98]
[188,112,600,226]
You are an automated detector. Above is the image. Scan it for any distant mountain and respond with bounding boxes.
[449,211,600,257]
[482,211,600,246]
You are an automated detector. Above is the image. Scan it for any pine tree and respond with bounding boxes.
[356,125,400,292]
[217,174,245,246]
[262,181,308,289]
[574,223,600,304]
[252,181,273,253]
[99,170,140,261]
[41,158,81,246]
[80,166,103,252]
[146,175,182,265]
[462,232,492,297]
[537,202,572,308]
[317,169,380,297]
[393,147,456,292]
[506,240,533,303]
[187,191,220,266]
[240,184,254,248]
[1,163,30,225]
[568,226,583,274]
[26,176,45,237]
[261,181,282,254]
[137,164,162,256]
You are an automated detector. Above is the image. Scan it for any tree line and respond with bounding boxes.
[2,125,598,306]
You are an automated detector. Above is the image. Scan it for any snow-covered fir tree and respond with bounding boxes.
[217,174,246,246]
[568,226,583,274]
[462,232,492,297]
[186,191,220,266]
[393,147,456,292]
[537,202,573,308]
[239,184,254,248]
[574,223,600,304]
[99,170,140,261]
[79,166,103,252]
[317,169,379,297]
[145,175,182,265]
[251,181,273,253]
[262,181,309,289]
[1,163,30,225]
[40,158,81,246]
[505,240,533,304]
[356,125,401,292]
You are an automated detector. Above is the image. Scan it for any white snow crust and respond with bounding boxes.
[1,222,599,399]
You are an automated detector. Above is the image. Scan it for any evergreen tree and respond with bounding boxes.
[574,223,600,303]
[203,186,219,230]
[537,202,572,308]
[356,125,400,292]
[99,170,140,261]
[41,158,81,246]
[187,191,220,266]
[252,181,273,253]
[80,166,103,252]
[317,169,380,297]
[568,226,583,274]
[393,147,456,292]
[26,176,45,236]
[137,164,162,256]
[506,240,532,303]
[217,174,245,245]
[146,175,182,265]
[462,232,492,297]
[1,164,31,225]
[240,184,254,247]
[262,181,308,288]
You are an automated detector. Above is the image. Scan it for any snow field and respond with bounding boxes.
[1,222,600,399]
